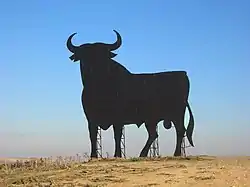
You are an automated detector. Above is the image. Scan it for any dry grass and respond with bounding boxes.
[0,155,249,186]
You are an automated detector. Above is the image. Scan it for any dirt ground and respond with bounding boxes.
[0,156,249,187]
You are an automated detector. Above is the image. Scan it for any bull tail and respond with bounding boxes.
[186,101,195,147]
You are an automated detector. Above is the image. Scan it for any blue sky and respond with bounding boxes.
[1,0,250,157]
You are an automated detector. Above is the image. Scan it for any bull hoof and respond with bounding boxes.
[174,152,181,157]
[114,154,122,158]
[90,153,98,158]
[139,153,148,157]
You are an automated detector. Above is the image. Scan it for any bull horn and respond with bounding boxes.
[105,30,122,51]
[66,33,78,53]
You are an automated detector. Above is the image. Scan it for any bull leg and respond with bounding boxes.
[172,113,186,156]
[113,124,123,157]
[88,122,98,158]
[139,122,158,157]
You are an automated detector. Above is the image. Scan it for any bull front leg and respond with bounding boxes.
[88,122,98,158]
[113,124,123,157]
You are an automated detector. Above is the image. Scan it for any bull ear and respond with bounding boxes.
[109,51,117,58]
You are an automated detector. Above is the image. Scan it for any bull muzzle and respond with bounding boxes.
[69,54,78,62]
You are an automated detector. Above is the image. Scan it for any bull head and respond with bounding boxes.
[66,30,122,62]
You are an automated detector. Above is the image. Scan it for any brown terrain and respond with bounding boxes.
[0,156,249,187]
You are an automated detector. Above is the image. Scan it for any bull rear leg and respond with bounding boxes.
[88,122,98,158]
[139,122,158,157]
[113,124,123,157]
[172,113,186,157]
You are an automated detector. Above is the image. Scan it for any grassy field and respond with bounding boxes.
[0,156,249,186]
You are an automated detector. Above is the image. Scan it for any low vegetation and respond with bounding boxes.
[0,155,249,187]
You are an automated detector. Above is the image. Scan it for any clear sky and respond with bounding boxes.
[1,0,250,158]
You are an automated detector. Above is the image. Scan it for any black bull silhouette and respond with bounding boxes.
[66,30,195,158]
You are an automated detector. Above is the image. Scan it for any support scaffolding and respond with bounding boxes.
[96,126,103,158]
[121,126,126,158]
[96,126,126,158]
[149,125,160,157]
[149,125,191,158]
[96,124,190,158]
[181,134,192,157]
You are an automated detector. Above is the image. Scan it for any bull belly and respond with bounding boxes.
[84,104,145,125]
[85,106,171,127]
[83,96,184,125]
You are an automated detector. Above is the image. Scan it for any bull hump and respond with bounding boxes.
[138,71,187,76]
[165,71,187,75]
